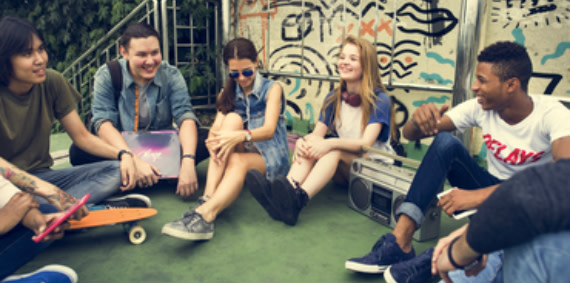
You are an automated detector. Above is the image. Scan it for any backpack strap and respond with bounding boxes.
[106,60,123,102]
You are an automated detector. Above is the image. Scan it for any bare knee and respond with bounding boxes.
[220,112,244,131]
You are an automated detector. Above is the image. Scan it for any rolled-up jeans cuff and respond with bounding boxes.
[396,202,424,229]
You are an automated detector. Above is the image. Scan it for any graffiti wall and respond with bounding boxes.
[232,0,570,146]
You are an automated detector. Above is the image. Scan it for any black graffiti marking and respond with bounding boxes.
[491,0,570,28]
[531,72,563,95]
[282,12,313,41]
[286,100,303,118]
[386,3,458,37]
[390,95,409,129]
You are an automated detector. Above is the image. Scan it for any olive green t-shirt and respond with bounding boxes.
[0,69,80,172]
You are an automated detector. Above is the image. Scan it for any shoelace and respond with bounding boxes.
[180,211,201,226]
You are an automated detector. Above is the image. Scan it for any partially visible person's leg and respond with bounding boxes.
[0,204,57,280]
[294,150,341,199]
[503,231,570,283]
[31,161,121,205]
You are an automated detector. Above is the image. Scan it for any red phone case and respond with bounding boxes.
[33,193,90,243]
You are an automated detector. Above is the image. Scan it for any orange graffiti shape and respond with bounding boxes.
[361,19,375,37]
[377,19,393,36]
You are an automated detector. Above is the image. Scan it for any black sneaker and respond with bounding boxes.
[271,175,307,226]
[345,233,415,274]
[384,248,434,283]
[246,169,282,221]
[101,194,151,209]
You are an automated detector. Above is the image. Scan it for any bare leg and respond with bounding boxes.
[203,113,243,198]
[197,152,266,222]
[392,215,416,253]
[294,150,341,199]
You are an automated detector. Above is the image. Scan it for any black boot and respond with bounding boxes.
[246,170,282,221]
[272,175,308,226]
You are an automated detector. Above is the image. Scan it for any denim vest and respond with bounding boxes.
[234,72,289,180]
[91,59,198,133]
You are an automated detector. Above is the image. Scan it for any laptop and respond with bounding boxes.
[122,130,181,179]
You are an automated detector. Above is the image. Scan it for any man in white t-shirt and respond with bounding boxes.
[345,41,570,283]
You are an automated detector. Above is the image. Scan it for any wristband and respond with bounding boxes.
[117,149,133,161]
[448,236,482,270]
[182,154,196,160]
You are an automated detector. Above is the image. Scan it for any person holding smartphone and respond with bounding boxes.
[0,175,83,283]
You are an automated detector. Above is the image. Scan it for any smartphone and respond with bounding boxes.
[436,189,477,220]
[33,193,90,243]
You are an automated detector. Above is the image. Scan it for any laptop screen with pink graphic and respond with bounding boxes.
[122,130,181,179]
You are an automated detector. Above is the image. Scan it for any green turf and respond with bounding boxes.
[14,135,468,282]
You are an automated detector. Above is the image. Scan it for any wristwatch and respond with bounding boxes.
[244,129,252,142]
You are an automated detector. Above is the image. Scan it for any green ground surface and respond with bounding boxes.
[16,134,467,283]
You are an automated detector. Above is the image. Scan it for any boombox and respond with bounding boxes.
[348,157,442,242]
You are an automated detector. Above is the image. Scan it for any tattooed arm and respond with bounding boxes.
[0,157,88,220]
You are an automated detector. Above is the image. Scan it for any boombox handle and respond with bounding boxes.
[361,145,421,168]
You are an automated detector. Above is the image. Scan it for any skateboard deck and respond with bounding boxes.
[68,208,157,244]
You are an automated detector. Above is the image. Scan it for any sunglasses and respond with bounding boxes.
[228,69,254,79]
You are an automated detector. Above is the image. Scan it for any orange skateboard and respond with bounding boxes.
[68,208,157,244]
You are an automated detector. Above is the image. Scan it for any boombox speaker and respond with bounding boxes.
[348,157,442,242]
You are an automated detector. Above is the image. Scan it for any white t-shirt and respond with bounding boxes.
[336,101,395,163]
[0,176,21,209]
[446,95,570,180]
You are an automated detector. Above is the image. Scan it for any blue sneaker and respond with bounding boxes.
[384,248,434,283]
[2,264,78,283]
[345,233,415,274]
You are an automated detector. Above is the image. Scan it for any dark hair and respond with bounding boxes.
[477,41,532,91]
[0,16,45,86]
[120,22,161,51]
[216,38,258,114]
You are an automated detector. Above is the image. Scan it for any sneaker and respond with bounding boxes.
[271,175,308,226]
[101,194,151,209]
[345,233,415,274]
[384,248,434,283]
[2,264,78,283]
[161,210,214,240]
[246,169,282,221]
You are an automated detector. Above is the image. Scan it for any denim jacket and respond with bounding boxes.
[91,59,198,132]
[234,72,289,180]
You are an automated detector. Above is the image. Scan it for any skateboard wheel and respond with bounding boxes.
[129,225,146,244]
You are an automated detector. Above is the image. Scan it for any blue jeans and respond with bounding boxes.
[396,132,501,226]
[444,231,570,283]
[504,231,570,283]
[31,160,122,205]
[0,204,58,280]
[446,250,504,283]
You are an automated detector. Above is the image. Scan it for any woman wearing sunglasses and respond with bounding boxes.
[247,35,397,226]
[162,38,289,240]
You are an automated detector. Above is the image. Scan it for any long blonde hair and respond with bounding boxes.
[321,35,390,134]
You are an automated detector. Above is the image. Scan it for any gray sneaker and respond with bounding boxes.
[161,210,214,240]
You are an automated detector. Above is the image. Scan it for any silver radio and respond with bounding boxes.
[348,157,442,242]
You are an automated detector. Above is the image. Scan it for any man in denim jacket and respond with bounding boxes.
[70,23,208,198]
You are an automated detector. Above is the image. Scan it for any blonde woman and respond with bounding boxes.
[247,35,396,225]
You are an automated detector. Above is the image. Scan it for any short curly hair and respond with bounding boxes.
[477,41,532,91]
